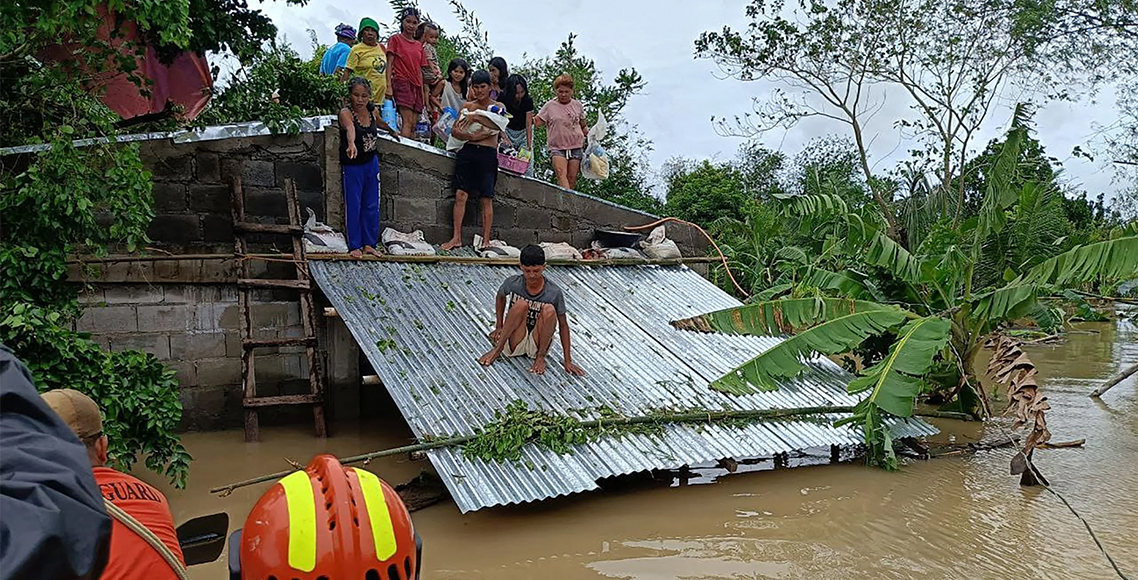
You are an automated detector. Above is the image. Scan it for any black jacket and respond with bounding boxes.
[0,344,111,580]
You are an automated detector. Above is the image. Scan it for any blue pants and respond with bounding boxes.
[342,157,380,251]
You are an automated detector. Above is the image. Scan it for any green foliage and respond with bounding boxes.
[663,160,751,225]
[462,401,590,462]
[197,42,344,133]
[0,0,226,486]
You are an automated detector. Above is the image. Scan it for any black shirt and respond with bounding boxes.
[339,106,380,166]
[504,94,534,131]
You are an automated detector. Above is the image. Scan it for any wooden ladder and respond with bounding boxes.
[230,175,327,442]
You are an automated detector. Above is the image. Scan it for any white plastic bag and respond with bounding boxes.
[382,228,436,256]
[446,108,509,152]
[473,234,521,259]
[539,242,583,261]
[581,111,611,181]
[302,207,348,254]
[639,226,681,259]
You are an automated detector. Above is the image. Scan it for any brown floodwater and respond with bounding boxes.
[149,319,1138,580]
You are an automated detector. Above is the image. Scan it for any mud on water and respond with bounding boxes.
[149,319,1137,579]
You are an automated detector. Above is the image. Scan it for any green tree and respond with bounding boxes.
[677,110,1138,470]
[663,160,750,225]
[0,0,295,487]
[197,40,344,133]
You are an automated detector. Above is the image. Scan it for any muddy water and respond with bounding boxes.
[152,319,1138,580]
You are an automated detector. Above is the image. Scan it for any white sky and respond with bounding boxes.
[259,0,1125,200]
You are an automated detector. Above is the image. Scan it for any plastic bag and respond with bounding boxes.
[302,207,348,254]
[473,234,521,259]
[639,226,681,259]
[580,112,611,181]
[584,241,645,260]
[539,242,583,261]
[382,228,436,256]
[433,107,457,141]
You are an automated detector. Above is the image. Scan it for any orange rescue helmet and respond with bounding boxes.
[239,454,418,579]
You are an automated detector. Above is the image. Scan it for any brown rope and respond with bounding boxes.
[624,217,748,297]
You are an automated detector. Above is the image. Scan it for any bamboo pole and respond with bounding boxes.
[209,405,855,496]
[67,253,722,267]
[1090,362,1138,398]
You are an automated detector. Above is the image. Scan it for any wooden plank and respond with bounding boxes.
[233,222,303,235]
[237,278,311,290]
[306,253,723,266]
[243,394,323,408]
[242,337,317,349]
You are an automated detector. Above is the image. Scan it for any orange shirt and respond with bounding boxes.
[94,467,185,580]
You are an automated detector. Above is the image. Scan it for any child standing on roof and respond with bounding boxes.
[386,7,428,138]
[479,245,586,376]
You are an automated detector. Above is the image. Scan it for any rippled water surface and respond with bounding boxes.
[155,320,1137,579]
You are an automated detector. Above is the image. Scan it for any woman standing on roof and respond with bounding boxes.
[386,7,428,138]
[501,74,535,175]
[487,56,508,102]
[535,74,589,190]
[339,77,397,258]
[340,18,387,101]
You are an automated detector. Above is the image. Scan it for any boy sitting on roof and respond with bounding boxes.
[479,245,586,376]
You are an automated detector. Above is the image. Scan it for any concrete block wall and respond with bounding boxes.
[75,284,311,430]
[67,127,708,430]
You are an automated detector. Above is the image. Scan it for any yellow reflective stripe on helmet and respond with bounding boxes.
[352,468,398,560]
[279,471,317,572]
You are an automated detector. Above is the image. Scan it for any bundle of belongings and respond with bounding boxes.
[446,106,509,152]
[473,234,521,258]
[580,112,611,181]
[302,207,348,254]
[582,241,646,261]
[382,228,436,256]
[539,242,583,261]
[639,226,682,259]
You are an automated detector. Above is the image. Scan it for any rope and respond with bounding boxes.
[103,499,189,580]
[624,217,749,297]
[991,423,1130,580]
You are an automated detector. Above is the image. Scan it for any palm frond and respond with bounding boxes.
[753,283,793,302]
[776,192,848,217]
[671,297,896,335]
[774,246,809,265]
[1021,235,1138,286]
[710,308,911,394]
[845,316,952,417]
[798,267,877,300]
[976,121,1026,239]
[970,282,1040,324]
[849,218,922,283]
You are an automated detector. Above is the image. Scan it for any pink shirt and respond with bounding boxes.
[537,98,585,151]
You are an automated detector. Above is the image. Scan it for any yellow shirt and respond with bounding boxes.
[345,42,388,97]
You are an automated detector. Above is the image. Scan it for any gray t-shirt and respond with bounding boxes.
[497,274,567,315]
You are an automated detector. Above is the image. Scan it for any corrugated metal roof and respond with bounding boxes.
[310,261,937,513]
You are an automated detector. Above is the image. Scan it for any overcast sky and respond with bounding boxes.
[259,0,1124,200]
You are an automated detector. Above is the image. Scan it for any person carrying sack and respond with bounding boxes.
[41,389,187,580]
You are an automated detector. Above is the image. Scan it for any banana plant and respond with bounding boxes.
[674,112,1138,469]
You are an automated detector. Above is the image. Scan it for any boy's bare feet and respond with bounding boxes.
[349,249,363,258]
[529,358,547,375]
[478,350,500,367]
[364,245,384,257]
[440,237,463,251]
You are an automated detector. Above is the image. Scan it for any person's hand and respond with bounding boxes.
[388,128,399,140]
[529,358,547,375]
[347,142,358,159]
[563,361,585,376]
[488,328,502,344]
